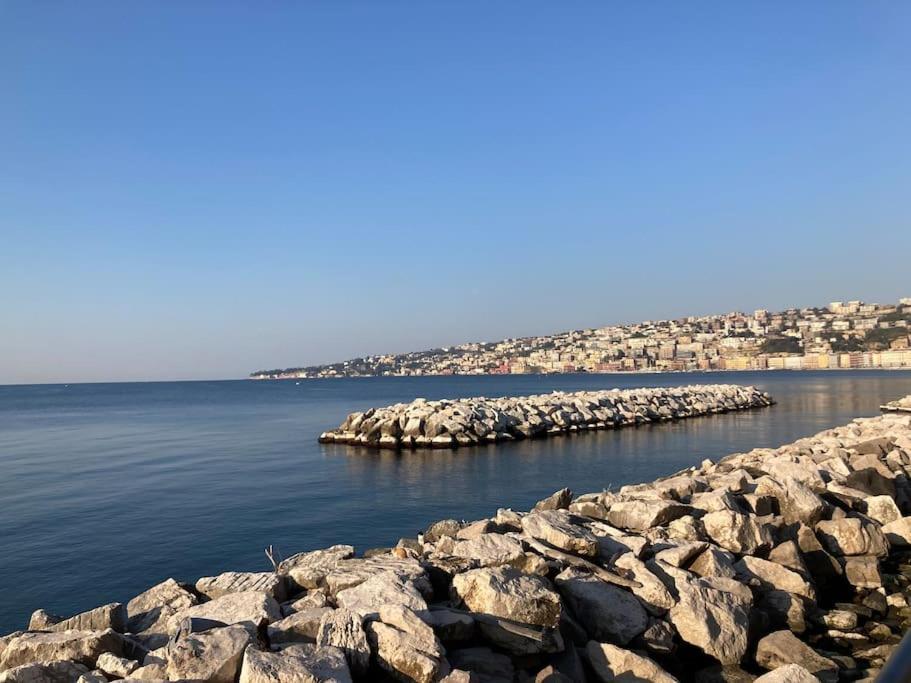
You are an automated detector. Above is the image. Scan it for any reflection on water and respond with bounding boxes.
[0,370,909,633]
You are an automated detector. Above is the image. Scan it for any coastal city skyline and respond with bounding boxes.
[254,296,911,379]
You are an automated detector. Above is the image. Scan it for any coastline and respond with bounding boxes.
[3,401,911,681]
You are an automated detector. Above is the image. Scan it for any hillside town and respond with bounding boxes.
[251,297,911,379]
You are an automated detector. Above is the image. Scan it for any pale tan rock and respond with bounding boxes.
[0,630,125,672]
[607,499,691,532]
[755,630,837,682]
[367,622,441,683]
[267,608,333,644]
[702,510,773,554]
[167,590,282,635]
[862,495,901,525]
[585,641,678,683]
[753,663,820,682]
[126,578,198,636]
[521,510,599,556]
[164,624,251,683]
[196,571,285,601]
[96,651,138,678]
[555,567,648,644]
[0,660,89,683]
[613,554,675,614]
[451,566,561,628]
[238,644,351,683]
[451,534,525,567]
[315,609,369,677]
[334,572,427,620]
[815,519,888,557]
[278,545,355,592]
[734,556,815,600]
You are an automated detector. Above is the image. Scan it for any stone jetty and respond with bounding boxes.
[318,384,773,450]
[4,403,911,682]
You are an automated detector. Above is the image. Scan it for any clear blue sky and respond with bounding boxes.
[2,2,909,384]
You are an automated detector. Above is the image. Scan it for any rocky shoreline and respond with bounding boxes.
[318,384,773,450]
[3,401,911,682]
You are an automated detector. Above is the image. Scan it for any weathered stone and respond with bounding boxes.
[555,567,648,644]
[164,624,251,683]
[815,519,888,557]
[665,568,752,665]
[753,663,819,682]
[689,546,737,579]
[451,566,561,628]
[451,534,525,567]
[238,644,352,683]
[755,477,827,526]
[0,631,125,672]
[95,652,138,678]
[734,556,815,600]
[334,572,427,620]
[0,660,90,683]
[521,510,599,556]
[703,510,773,555]
[881,517,911,546]
[613,554,675,614]
[36,604,126,635]
[278,546,355,592]
[755,630,837,682]
[126,578,198,636]
[267,608,333,644]
[767,541,809,577]
[367,621,441,683]
[424,519,462,543]
[841,555,883,588]
[585,641,678,683]
[26,610,61,631]
[167,591,282,634]
[862,495,902,525]
[533,488,572,511]
[196,572,285,601]
[323,556,429,595]
[607,500,691,532]
[315,609,370,677]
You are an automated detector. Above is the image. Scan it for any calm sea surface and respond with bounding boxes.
[1,370,911,634]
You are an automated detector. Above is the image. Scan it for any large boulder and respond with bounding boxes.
[612,555,675,615]
[167,591,282,634]
[196,572,285,601]
[451,534,525,567]
[32,604,126,635]
[555,568,648,645]
[334,572,428,620]
[815,519,888,557]
[278,546,355,592]
[164,624,252,683]
[126,578,198,637]
[881,517,911,546]
[664,568,752,665]
[267,608,333,645]
[238,644,352,683]
[734,556,815,600]
[521,511,599,556]
[0,631,125,672]
[585,641,678,683]
[315,609,370,677]
[367,621,442,683]
[451,566,561,628]
[755,630,837,683]
[753,664,820,682]
[0,660,90,682]
[755,477,827,526]
[607,500,691,532]
[702,511,773,555]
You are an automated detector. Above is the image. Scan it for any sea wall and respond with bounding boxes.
[318,384,774,449]
[3,402,911,682]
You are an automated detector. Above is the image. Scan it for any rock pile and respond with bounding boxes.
[319,384,773,449]
[4,401,911,682]
[883,396,911,413]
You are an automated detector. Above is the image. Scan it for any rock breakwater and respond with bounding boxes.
[4,401,911,682]
[319,384,773,450]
